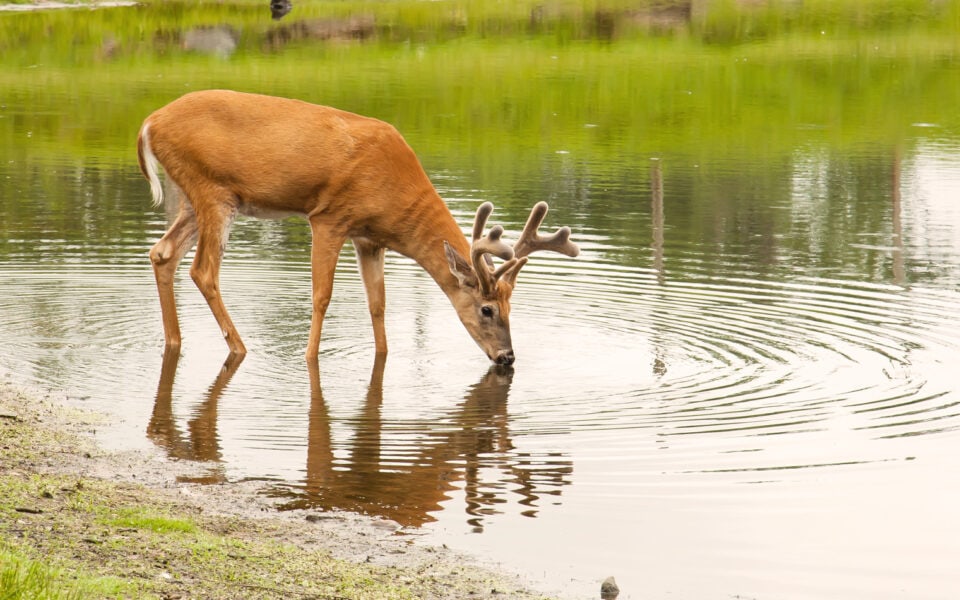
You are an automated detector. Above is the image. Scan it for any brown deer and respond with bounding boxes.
[137,90,578,364]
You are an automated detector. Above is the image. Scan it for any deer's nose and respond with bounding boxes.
[494,349,515,366]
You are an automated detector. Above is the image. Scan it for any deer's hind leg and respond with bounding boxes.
[150,194,199,354]
[189,191,246,356]
[353,237,388,355]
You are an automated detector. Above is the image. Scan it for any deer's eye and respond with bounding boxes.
[480,305,495,318]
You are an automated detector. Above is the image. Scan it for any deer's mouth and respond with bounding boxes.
[492,349,515,366]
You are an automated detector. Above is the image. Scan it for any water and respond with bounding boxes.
[3,2,960,598]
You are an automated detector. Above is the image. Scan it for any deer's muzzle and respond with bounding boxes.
[493,349,515,366]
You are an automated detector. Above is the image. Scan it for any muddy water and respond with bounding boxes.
[3,3,960,598]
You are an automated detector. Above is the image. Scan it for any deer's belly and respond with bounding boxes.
[236,202,303,220]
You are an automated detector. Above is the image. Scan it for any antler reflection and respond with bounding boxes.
[278,357,572,530]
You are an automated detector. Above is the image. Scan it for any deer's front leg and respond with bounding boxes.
[306,218,347,360]
[353,237,388,355]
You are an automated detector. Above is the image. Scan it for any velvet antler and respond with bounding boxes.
[470,202,516,297]
[500,202,579,285]
[512,202,580,259]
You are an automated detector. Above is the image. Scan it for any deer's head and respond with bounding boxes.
[445,202,579,365]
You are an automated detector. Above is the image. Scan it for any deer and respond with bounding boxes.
[136,90,579,365]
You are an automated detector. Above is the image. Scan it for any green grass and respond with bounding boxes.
[4,0,960,167]
[3,27,959,158]
[0,550,127,600]
[0,552,80,600]
[100,509,198,534]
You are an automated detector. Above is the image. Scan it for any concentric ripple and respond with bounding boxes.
[2,207,959,600]
[502,245,960,444]
[3,221,958,466]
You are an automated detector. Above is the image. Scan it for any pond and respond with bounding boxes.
[2,1,960,597]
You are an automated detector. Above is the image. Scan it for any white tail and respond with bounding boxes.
[137,90,579,363]
[137,123,164,207]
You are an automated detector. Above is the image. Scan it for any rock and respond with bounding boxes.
[600,575,620,599]
[270,0,292,20]
[182,27,238,59]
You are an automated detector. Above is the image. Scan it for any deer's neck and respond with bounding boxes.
[391,190,470,299]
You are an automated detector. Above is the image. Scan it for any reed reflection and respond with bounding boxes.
[891,149,906,286]
[147,351,242,484]
[280,358,573,530]
[650,158,668,378]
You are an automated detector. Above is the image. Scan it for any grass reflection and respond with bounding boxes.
[2,0,959,283]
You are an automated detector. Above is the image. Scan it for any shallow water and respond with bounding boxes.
[3,3,960,598]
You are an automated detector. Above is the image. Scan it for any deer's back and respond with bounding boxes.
[144,90,428,219]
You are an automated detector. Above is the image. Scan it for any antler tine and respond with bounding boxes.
[493,256,527,280]
[512,201,581,259]
[470,203,515,297]
[472,202,495,243]
[472,224,514,262]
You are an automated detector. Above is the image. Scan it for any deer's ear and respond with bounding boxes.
[444,241,478,289]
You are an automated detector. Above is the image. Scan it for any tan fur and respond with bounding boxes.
[138,90,575,364]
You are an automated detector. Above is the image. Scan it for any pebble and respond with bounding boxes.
[600,575,620,599]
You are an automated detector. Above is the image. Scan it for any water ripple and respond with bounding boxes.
[1,228,958,517]
[498,243,960,445]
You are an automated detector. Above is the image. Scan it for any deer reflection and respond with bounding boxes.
[147,351,243,484]
[147,354,571,529]
[287,358,572,530]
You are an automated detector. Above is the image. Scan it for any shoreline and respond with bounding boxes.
[0,376,556,599]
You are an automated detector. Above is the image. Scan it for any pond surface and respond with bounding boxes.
[2,2,960,598]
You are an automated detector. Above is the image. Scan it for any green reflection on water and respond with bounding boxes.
[1,0,959,285]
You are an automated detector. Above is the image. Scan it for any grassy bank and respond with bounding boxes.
[3,0,960,167]
[0,382,553,599]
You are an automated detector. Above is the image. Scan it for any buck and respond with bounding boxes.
[137,90,579,364]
